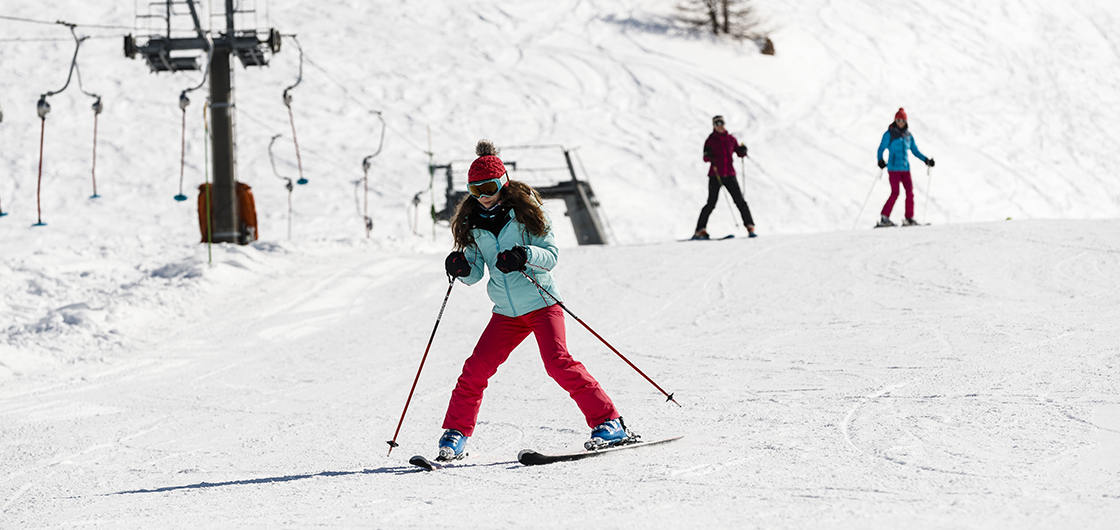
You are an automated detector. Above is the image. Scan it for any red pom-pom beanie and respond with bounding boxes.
[895,108,907,122]
[467,140,507,183]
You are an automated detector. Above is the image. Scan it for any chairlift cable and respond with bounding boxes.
[268,134,295,240]
[175,36,214,202]
[282,35,306,185]
[359,112,388,238]
[299,49,429,156]
[71,30,103,199]
[0,14,134,30]
[33,25,85,226]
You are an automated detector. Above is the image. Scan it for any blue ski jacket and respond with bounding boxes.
[459,209,561,318]
[877,124,928,171]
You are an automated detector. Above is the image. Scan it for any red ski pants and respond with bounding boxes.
[881,170,914,219]
[442,304,619,437]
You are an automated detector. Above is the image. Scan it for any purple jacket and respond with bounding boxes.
[703,131,745,177]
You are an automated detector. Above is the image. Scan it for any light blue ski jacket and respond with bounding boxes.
[459,210,561,318]
[877,124,928,172]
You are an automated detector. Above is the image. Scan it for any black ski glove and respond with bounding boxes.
[495,246,528,273]
[735,144,748,157]
[925,158,935,167]
[445,251,472,278]
[877,159,887,169]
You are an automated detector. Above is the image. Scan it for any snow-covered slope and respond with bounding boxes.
[2,0,1119,527]
[3,220,1119,528]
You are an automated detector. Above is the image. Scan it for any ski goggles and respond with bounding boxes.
[467,174,508,198]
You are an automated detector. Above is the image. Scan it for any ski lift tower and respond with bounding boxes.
[125,0,280,244]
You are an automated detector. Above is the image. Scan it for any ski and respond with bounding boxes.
[681,234,734,242]
[517,436,682,466]
[876,221,929,228]
[408,453,468,471]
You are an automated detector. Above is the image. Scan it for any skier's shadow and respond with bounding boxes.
[108,466,415,495]
[108,460,520,495]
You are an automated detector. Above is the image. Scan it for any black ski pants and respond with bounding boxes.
[695,175,754,231]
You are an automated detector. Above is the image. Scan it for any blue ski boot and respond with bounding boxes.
[585,418,638,451]
[438,429,468,461]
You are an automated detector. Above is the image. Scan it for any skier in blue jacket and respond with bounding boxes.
[876,108,934,226]
[437,140,635,462]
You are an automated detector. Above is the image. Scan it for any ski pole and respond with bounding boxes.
[386,276,456,456]
[852,168,884,231]
[719,180,739,229]
[923,166,932,222]
[740,155,746,192]
[519,271,681,407]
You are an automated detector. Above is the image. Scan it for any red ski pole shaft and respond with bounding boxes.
[36,117,46,225]
[91,113,98,197]
[520,271,681,407]
[386,277,455,456]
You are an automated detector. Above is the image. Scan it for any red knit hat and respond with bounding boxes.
[467,140,507,183]
[895,108,907,122]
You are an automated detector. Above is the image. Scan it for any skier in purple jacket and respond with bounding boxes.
[694,115,755,239]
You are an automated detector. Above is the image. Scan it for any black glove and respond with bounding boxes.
[877,159,887,169]
[925,158,935,167]
[445,251,472,278]
[495,246,528,273]
[735,144,747,157]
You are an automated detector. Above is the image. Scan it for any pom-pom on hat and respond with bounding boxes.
[468,140,507,183]
[894,108,907,122]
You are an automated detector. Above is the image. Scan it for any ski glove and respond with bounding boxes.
[445,251,472,278]
[735,144,748,157]
[877,159,887,169]
[925,158,935,167]
[495,246,528,273]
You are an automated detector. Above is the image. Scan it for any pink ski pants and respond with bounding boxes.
[442,304,619,437]
[881,170,914,219]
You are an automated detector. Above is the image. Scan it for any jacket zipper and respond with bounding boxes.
[495,213,518,315]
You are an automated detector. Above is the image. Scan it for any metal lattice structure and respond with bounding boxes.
[125,0,279,244]
[433,145,609,245]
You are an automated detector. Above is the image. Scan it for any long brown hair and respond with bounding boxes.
[450,179,549,251]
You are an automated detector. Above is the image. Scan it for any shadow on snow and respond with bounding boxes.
[107,460,521,495]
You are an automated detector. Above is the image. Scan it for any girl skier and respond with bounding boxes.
[437,140,635,461]
[876,108,935,226]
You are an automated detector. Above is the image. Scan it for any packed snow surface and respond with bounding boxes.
[2,0,1119,528]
